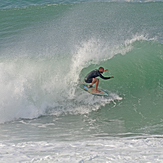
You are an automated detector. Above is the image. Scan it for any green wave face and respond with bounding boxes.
[81,40,163,133]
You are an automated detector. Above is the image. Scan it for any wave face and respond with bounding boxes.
[0,1,163,133]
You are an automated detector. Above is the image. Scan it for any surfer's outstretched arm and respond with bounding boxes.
[99,73,114,80]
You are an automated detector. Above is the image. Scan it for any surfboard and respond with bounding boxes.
[83,85,108,96]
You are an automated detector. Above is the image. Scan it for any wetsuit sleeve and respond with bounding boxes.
[99,73,111,80]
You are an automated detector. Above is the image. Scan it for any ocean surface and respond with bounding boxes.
[0,0,163,162]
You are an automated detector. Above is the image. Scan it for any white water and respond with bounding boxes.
[1,135,163,162]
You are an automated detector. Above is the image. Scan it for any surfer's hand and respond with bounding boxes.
[110,76,114,78]
[104,69,108,72]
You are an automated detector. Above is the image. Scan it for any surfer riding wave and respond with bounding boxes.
[84,67,114,93]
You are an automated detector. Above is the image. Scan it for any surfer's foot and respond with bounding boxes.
[95,90,101,93]
[88,85,93,88]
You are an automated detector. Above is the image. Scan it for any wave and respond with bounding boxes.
[0,34,162,124]
[1,1,163,127]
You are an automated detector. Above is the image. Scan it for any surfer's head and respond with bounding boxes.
[99,67,104,73]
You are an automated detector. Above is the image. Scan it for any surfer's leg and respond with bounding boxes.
[94,78,100,93]
[89,78,101,93]
[88,78,96,88]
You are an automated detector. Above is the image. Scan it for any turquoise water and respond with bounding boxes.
[0,1,163,162]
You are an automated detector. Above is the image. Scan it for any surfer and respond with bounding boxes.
[84,67,114,93]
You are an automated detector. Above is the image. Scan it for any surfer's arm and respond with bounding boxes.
[99,73,114,80]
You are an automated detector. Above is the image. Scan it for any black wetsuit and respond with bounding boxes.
[84,69,111,83]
